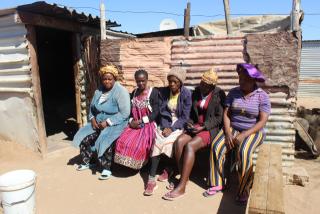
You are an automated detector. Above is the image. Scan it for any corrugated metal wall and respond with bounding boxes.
[171,36,295,167]
[298,40,320,97]
[101,34,297,167]
[0,13,39,150]
[0,14,31,92]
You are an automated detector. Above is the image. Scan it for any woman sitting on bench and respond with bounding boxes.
[206,63,271,205]
[163,68,225,201]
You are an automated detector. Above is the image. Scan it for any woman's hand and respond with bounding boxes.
[98,121,108,130]
[129,119,141,129]
[91,117,99,130]
[225,132,234,150]
[162,128,173,137]
[191,126,204,134]
[233,132,247,146]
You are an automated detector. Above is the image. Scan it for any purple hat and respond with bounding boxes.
[236,63,265,82]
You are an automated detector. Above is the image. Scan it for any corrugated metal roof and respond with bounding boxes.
[1,1,120,28]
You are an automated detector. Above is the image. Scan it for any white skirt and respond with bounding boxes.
[151,127,183,157]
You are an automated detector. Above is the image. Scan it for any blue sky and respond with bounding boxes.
[1,0,319,40]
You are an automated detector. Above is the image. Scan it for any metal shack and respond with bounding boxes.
[0,1,133,154]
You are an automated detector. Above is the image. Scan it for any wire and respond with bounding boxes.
[57,4,320,17]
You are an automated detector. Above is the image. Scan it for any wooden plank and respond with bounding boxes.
[249,144,270,214]
[26,24,47,156]
[267,145,285,214]
[72,33,82,127]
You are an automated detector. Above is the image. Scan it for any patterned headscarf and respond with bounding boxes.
[201,68,218,85]
[99,65,119,79]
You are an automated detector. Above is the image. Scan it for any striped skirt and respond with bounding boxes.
[209,128,265,196]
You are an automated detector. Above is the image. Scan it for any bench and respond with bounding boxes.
[248,144,285,214]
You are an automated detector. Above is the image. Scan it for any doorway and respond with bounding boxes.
[35,27,78,150]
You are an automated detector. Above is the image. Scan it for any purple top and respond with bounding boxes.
[225,87,271,131]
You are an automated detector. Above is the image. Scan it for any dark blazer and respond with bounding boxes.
[130,87,160,122]
[158,86,192,131]
[189,86,226,141]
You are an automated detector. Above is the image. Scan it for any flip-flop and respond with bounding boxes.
[98,170,112,180]
[76,163,96,171]
[203,186,223,197]
[76,164,90,171]
[162,191,186,201]
[166,182,175,191]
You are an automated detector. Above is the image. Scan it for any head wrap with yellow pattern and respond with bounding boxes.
[99,65,119,79]
[201,68,218,85]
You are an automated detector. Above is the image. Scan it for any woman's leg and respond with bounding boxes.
[79,131,100,165]
[209,129,228,188]
[149,155,161,178]
[166,136,205,197]
[143,155,161,196]
[237,130,265,198]
[174,134,192,171]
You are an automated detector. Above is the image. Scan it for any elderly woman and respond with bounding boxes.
[114,69,160,170]
[205,63,271,205]
[143,67,192,196]
[73,65,130,180]
[163,68,226,200]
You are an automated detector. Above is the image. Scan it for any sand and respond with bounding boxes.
[0,140,319,214]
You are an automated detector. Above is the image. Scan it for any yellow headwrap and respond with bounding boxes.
[99,65,119,78]
[201,68,218,85]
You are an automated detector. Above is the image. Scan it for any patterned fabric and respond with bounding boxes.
[114,88,156,169]
[209,128,265,196]
[201,68,218,85]
[225,87,271,131]
[79,131,100,165]
[99,65,119,78]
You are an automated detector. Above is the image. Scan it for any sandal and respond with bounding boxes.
[166,182,175,191]
[158,168,173,182]
[98,169,112,180]
[162,191,186,201]
[76,164,90,171]
[203,186,223,197]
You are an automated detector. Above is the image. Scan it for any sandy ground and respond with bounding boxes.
[297,97,320,109]
[0,140,319,214]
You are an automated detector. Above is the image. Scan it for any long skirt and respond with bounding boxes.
[79,131,114,170]
[209,128,265,196]
[73,122,127,158]
[151,127,183,157]
[114,122,156,170]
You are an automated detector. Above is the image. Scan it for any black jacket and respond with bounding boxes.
[189,86,226,141]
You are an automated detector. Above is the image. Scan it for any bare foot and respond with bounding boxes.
[163,185,185,199]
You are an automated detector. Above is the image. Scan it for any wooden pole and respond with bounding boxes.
[26,25,47,156]
[291,0,301,31]
[184,2,191,38]
[223,0,232,35]
[100,1,106,40]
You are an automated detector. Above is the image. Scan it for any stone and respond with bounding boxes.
[283,166,309,186]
